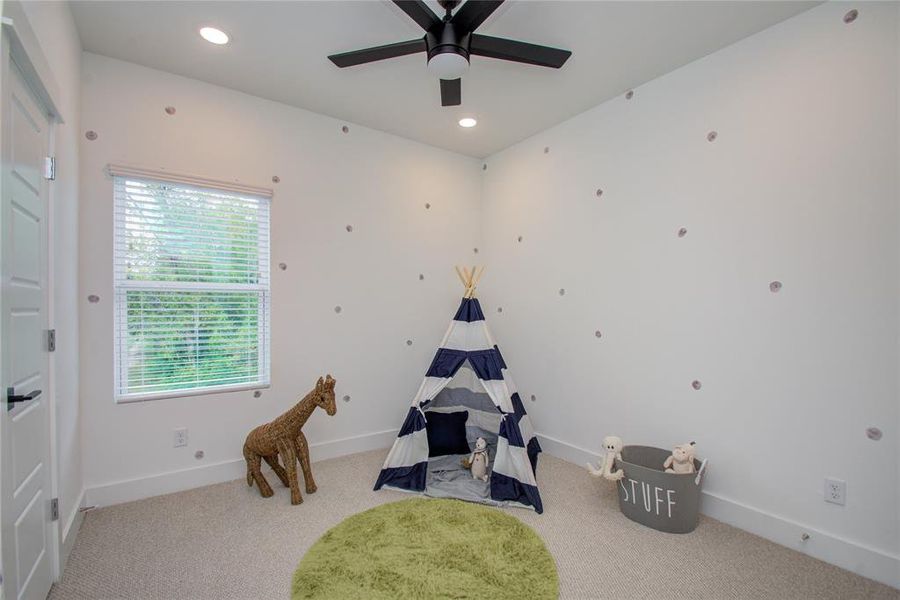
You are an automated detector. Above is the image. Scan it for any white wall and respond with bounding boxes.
[79,53,482,504]
[17,0,83,569]
[480,1,899,588]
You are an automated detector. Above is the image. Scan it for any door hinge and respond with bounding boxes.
[46,329,56,352]
[43,156,56,181]
[50,498,59,521]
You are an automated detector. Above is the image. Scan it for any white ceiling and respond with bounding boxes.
[70,1,818,158]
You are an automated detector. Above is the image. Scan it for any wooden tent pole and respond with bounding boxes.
[455,265,484,298]
[472,266,485,288]
[455,266,468,288]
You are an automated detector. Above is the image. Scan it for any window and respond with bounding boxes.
[113,171,270,401]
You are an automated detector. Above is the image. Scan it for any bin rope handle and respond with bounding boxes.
[695,459,708,485]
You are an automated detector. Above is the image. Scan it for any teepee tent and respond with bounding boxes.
[375,267,543,513]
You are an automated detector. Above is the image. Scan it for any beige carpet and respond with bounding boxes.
[50,450,897,600]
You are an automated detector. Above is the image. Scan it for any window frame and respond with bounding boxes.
[111,168,272,403]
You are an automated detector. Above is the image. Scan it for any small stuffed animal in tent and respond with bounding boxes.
[462,437,490,482]
[663,442,697,474]
[586,435,625,481]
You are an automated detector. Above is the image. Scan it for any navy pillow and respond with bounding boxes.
[425,411,470,457]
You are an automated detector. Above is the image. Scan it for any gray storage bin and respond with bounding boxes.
[615,445,705,534]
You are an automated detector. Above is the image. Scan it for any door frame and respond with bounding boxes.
[1,0,67,591]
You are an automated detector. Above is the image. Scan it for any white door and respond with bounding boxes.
[0,50,54,600]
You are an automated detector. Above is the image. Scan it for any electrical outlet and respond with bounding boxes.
[824,478,846,506]
[173,428,188,448]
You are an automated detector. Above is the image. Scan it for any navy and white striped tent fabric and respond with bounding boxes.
[374,297,543,513]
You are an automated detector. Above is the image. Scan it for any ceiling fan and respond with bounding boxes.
[327,0,572,107]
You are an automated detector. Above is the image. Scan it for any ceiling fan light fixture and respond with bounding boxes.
[427,51,470,79]
[199,26,229,45]
[458,117,477,128]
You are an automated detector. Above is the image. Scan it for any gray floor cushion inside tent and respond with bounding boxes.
[424,424,505,507]
[421,383,514,507]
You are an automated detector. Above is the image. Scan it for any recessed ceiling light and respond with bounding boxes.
[199,27,229,45]
[458,117,477,128]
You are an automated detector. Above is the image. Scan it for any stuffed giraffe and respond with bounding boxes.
[243,375,337,505]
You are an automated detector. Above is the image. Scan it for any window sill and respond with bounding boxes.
[115,382,271,404]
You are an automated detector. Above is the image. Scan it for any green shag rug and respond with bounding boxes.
[291,498,558,600]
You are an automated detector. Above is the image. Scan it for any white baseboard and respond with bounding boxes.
[536,432,602,467]
[536,433,900,590]
[307,428,397,463]
[59,488,85,575]
[84,457,247,508]
[700,490,900,589]
[84,429,397,509]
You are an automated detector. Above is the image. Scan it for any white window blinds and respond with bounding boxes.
[113,174,271,401]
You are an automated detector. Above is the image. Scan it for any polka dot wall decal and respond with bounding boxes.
[194,450,205,460]
[473,247,479,254]
[425,202,431,209]
[596,189,603,198]
[272,175,280,183]
[625,90,634,100]
[707,131,718,142]
[865,427,882,441]
[595,330,602,338]
[843,9,858,23]
[692,380,702,390]
[559,288,566,296]
[87,294,100,303]
[530,394,536,402]
[345,225,353,232]
[544,146,550,154]
[769,281,782,293]
[278,262,287,271]
[85,130,98,141]
[342,125,349,133]
[497,307,503,313]
[517,235,523,243]
[334,305,342,314]
[343,395,351,403]
[164,106,176,115]
[678,227,688,238]
[406,340,413,346]
[419,273,425,281]
[482,164,488,171]
[253,390,262,398]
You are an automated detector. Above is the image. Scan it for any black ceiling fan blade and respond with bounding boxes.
[393,0,441,31]
[328,39,426,68]
[451,0,504,33]
[440,78,461,106]
[470,34,571,68]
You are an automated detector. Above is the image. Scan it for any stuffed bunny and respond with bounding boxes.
[463,437,490,482]
[586,435,625,481]
[663,442,697,474]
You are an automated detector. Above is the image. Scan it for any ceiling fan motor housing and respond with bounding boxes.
[425,23,471,64]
